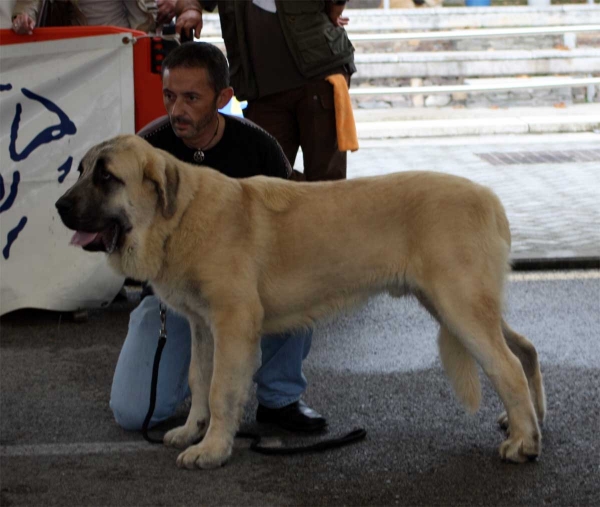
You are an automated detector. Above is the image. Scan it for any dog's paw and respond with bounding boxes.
[499,433,541,463]
[164,420,207,449]
[175,439,232,470]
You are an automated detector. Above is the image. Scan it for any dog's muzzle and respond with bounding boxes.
[55,196,123,254]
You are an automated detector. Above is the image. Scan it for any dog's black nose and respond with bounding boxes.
[55,197,73,215]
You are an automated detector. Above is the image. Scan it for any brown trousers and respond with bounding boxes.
[243,78,347,182]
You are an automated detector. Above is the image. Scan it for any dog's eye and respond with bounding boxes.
[99,168,114,181]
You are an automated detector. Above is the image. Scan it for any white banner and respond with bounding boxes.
[0,34,134,315]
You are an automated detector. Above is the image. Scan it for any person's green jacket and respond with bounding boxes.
[201,0,355,101]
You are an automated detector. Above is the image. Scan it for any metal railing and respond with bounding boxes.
[349,76,600,96]
[349,24,600,43]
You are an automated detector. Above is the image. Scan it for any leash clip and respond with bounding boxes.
[159,303,168,340]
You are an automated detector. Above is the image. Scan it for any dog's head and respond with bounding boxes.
[55,135,179,267]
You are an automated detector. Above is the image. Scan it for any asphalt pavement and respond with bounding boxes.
[1,132,599,506]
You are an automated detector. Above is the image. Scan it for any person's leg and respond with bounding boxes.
[254,328,326,432]
[243,87,302,172]
[254,328,312,408]
[297,78,347,182]
[110,295,192,430]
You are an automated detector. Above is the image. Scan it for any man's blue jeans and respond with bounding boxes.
[110,295,313,430]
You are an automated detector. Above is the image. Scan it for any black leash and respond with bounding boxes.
[141,303,367,454]
[236,428,367,456]
[141,304,168,444]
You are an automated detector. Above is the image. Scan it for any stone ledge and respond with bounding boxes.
[355,114,600,138]
[353,103,600,121]
[354,49,600,78]
[356,48,600,63]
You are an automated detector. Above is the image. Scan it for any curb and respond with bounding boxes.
[511,257,600,271]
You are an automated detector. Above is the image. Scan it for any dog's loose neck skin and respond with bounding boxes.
[109,157,241,287]
[109,158,201,283]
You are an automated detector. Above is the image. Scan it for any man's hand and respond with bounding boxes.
[175,8,202,39]
[327,4,349,28]
[331,14,349,27]
[175,0,203,39]
[157,0,178,24]
[11,13,36,35]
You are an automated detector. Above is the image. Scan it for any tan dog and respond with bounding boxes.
[56,135,545,469]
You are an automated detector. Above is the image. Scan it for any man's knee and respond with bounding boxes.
[109,396,146,431]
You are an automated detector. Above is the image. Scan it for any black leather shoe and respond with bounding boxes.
[256,400,327,433]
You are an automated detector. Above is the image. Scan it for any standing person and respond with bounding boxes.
[175,0,356,181]
[10,0,178,34]
[0,1,18,29]
[109,41,327,434]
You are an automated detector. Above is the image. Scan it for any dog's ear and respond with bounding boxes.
[143,149,180,219]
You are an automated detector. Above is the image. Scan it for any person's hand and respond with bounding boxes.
[11,13,36,35]
[331,15,349,27]
[175,7,202,40]
[327,4,349,28]
[157,0,177,24]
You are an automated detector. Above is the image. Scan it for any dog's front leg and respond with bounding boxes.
[164,317,213,449]
[175,304,262,470]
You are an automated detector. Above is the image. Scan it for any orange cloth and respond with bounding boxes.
[325,74,359,153]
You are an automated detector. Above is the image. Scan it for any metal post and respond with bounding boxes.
[563,32,577,49]
[587,74,596,103]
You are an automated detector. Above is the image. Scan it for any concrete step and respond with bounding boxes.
[354,103,600,138]
[462,76,598,107]
[352,75,599,109]
[354,32,599,53]
[353,48,600,79]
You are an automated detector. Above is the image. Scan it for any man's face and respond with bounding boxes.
[162,66,218,145]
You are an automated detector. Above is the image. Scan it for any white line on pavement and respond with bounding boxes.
[0,441,164,457]
[509,270,600,282]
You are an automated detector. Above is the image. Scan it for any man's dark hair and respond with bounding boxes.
[162,42,230,94]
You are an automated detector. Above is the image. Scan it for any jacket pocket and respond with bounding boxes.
[296,33,331,64]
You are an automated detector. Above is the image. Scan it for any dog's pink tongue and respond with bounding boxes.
[70,231,99,247]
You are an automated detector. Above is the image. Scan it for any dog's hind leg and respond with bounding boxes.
[497,320,546,431]
[164,317,214,449]
[433,283,541,463]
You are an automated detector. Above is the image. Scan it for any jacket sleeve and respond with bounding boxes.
[12,0,42,20]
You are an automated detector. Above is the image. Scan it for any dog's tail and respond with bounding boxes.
[438,326,481,413]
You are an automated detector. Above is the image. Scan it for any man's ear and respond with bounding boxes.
[216,86,235,111]
[143,149,180,219]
